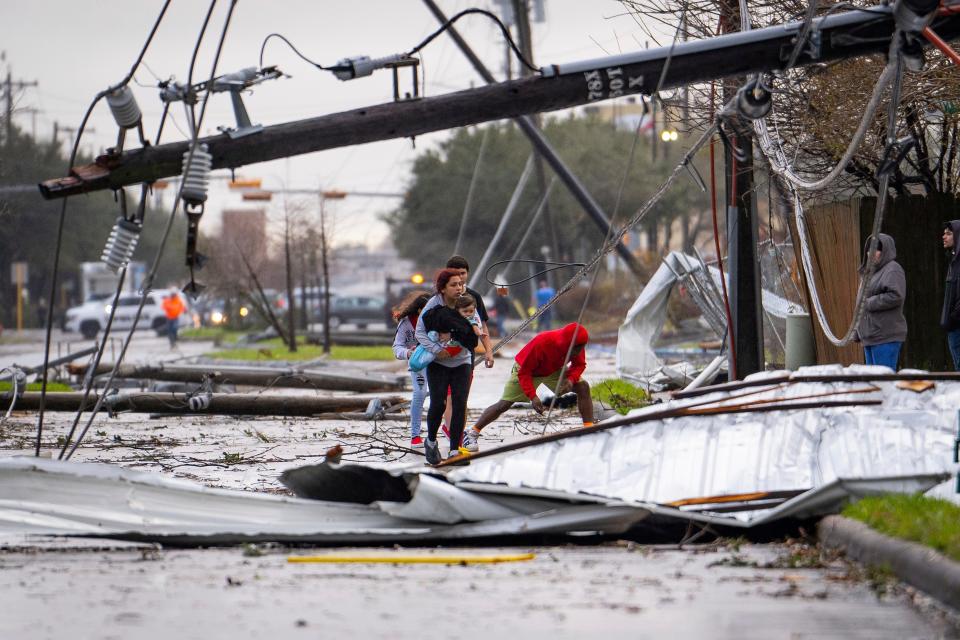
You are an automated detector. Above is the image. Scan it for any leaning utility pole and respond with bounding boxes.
[509,0,562,278]
[422,0,642,274]
[39,5,958,204]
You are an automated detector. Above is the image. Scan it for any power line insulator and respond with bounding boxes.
[736,78,773,120]
[106,86,143,129]
[180,144,212,206]
[101,217,142,273]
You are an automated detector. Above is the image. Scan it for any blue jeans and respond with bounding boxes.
[166,316,179,347]
[948,330,960,371]
[864,341,901,370]
[408,369,428,439]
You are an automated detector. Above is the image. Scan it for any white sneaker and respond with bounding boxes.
[461,429,480,453]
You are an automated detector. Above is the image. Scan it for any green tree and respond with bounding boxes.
[385,116,711,277]
[0,123,186,328]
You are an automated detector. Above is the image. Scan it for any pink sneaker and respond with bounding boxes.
[410,436,424,448]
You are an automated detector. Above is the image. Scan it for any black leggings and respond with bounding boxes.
[426,362,471,446]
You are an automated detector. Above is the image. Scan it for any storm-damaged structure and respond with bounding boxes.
[2,367,956,545]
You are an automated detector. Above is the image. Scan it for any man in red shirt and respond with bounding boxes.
[461,322,594,453]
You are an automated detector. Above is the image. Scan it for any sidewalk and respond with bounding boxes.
[819,515,960,612]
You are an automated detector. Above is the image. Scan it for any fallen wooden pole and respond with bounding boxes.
[0,345,98,381]
[5,391,406,416]
[38,6,960,199]
[66,362,405,392]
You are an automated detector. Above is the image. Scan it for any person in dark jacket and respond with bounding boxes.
[940,220,960,370]
[855,233,907,369]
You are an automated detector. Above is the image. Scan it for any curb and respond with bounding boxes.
[818,515,960,611]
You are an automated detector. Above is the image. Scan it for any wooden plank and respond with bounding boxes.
[66,362,405,392]
[6,392,405,416]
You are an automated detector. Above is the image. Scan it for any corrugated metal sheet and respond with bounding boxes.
[448,366,960,524]
[0,458,648,545]
[2,366,954,543]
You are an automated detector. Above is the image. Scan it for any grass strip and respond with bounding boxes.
[0,381,72,392]
[207,338,393,362]
[179,327,244,343]
[592,378,649,415]
[843,493,960,563]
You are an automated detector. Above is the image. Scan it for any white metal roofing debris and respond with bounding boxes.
[447,365,959,524]
[0,457,647,545]
[616,251,801,382]
[0,365,954,544]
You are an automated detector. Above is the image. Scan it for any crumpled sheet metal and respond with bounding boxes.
[617,251,800,380]
[644,474,949,527]
[0,458,648,545]
[449,365,960,523]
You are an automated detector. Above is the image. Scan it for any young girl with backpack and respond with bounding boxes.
[392,291,432,447]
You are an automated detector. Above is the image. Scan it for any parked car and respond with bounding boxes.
[327,295,386,329]
[275,287,336,324]
[64,292,171,339]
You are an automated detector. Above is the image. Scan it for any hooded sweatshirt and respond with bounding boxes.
[941,220,960,331]
[514,323,589,400]
[856,233,907,347]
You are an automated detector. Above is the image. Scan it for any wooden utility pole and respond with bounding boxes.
[319,195,333,355]
[282,198,298,353]
[38,6,959,211]
[720,2,763,379]
[3,67,38,148]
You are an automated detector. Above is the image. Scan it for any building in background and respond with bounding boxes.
[329,242,415,294]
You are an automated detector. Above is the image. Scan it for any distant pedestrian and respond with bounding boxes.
[35,297,48,329]
[941,220,960,370]
[855,233,906,370]
[535,279,555,330]
[162,289,186,349]
[492,292,510,337]
[392,290,432,448]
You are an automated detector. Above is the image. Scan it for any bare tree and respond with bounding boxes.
[619,0,960,198]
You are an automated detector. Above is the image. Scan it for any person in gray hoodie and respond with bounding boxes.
[940,220,960,370]
[855,233,907,369]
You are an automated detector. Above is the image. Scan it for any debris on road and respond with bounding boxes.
[67,361,406,392]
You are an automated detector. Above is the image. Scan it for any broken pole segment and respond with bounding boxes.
[38,7,960,199]
[66,362,406,392]
[7,391,405,416]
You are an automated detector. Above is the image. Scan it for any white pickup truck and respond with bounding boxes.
[64,292,171,339]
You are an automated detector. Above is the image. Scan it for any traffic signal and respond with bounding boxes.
[410,273,424,284]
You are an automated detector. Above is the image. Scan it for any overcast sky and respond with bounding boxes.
[2,0,665,247]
